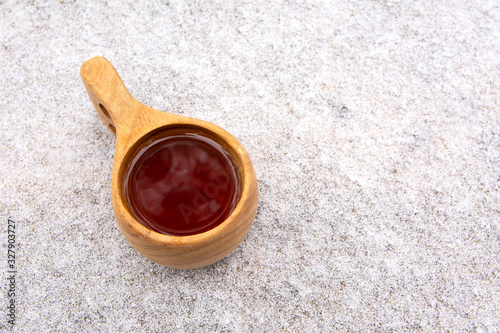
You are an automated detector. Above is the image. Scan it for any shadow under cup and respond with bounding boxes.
[120,126,242,236]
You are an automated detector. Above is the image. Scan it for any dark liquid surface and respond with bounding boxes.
[124,133,241,236]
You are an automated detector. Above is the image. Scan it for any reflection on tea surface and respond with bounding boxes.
[124,133,241,236]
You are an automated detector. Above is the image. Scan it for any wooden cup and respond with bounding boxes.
[80,56,258,269]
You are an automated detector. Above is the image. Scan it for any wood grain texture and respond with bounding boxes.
[80,56,258,269]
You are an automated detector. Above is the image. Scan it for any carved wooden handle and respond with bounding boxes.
[80,56,140,135]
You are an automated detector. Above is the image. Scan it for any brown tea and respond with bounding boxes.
[124,133,241,236]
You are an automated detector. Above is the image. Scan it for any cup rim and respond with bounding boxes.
[111,123,254,246]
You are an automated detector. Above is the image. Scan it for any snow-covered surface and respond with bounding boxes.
[1,1,499,331]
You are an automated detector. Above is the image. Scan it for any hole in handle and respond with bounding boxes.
[99,103,112,121]
[99,103,116,134]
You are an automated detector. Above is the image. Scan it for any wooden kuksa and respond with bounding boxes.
[80,56,258,269]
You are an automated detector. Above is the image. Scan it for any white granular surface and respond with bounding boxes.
[1,1,499,331]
